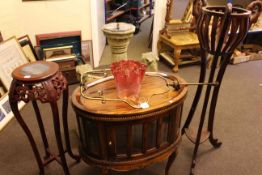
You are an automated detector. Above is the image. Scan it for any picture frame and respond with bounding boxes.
[0,80,7,99]
[0,94,25,131]
[81,40,93,66]
[0,31,3,42]
[0,37,29,89]
[34,45,43,60]
[43,45,74,60]
[35,30,82,63]
[18,35,38,62]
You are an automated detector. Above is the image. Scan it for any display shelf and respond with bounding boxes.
[106,10,126,22]
[105,0,154,24]
[130,2,150,10]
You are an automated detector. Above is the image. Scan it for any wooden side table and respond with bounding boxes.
[9,61,80,175]
[72,74,188,175]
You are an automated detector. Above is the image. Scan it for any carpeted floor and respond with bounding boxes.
[1,17,262,175]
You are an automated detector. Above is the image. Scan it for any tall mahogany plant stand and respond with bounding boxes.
[9,61,80,175]
[181,4,252,175]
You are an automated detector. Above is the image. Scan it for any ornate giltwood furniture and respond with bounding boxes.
[9,61,80,175]
[158,0,207,72]
[71,72,188,175]
[181,4,252,175]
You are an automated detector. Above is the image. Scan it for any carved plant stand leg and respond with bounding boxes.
[50,101,70,175]
[9,61,80,175]
[10,100,45,175]
[165,149,178,175]
[32,100,50,159]
[180,4,251,174]
[100,169,109,175]
[62,86,81,161]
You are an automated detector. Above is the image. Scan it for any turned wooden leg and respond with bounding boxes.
[207,55,231,149]
[100,168,109,175]
[165,150,178,175]
[62,86,81,161]
[157,40,162,55]
[208,85,223,148]
[182,50,207,135]
[173,49,181,73]
[10,101,45,175]
[32,100,50,159]
[50,102,70,175]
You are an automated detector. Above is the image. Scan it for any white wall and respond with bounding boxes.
[0,0,24,40]
[90,1,106,67]
[0,0,92,45]
[152,0,167,55]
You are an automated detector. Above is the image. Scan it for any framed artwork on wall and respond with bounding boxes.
[0,94,25,131]
[18,35,38,62]
[43,45,73,60]
[0,31,3,42]
[81,40,93,67]
[0,80,7,99]
[0,37,29,89]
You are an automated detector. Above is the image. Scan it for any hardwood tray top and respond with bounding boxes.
[72,72,188,117]
[12,61,59,82]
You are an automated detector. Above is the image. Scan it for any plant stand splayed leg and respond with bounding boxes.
[181,4,252,174]
[9,61,80,175]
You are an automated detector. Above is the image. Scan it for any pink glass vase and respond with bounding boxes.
[111,60,147,101]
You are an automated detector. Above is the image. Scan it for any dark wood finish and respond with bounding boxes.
[181,4,251,174]
[127,125,133,157]
[246,0,262,26]
[71,74,188,174]
[32,100,50,158]
[35,31,81,46]
[61,67,79,85]
[165,150,178,175]
[9,61,80,175]
[12,61,58,82]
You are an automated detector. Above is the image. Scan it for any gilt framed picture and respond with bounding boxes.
[0,37,29,89]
